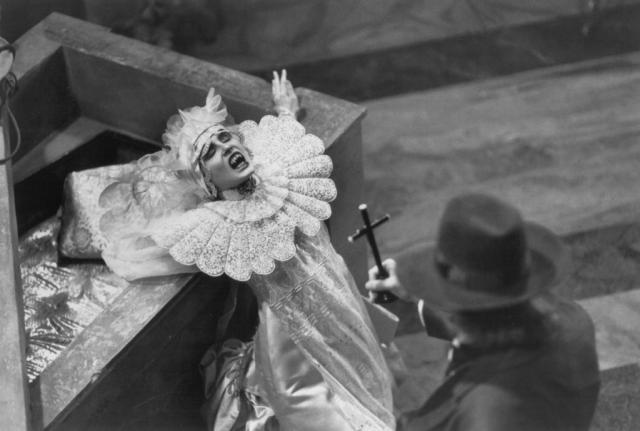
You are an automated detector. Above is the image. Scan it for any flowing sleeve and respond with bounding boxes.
[98,151,206,280]
[101,234,199,280]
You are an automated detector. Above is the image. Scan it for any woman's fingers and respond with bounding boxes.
[285,79,295,97]
[272,71,278,96]
[273,69,295,99]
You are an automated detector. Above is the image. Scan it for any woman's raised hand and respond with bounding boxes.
[272,69,299,118]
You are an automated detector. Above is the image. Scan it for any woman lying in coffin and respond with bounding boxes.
[58,71,395,430]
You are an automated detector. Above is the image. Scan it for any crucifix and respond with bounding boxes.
[349,204,398,304]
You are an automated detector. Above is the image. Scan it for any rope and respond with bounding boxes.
[0,47,20,164]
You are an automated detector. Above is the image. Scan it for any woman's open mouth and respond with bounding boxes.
[228,151,249,171]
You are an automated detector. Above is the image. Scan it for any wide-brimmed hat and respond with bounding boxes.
[400,193,570,311]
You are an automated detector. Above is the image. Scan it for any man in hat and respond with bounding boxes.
[366,193,600,431]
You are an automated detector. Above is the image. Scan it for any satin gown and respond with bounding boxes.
[202,226,395,431]
[248,226,394,430]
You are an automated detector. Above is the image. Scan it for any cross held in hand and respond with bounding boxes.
[349,204,397,303]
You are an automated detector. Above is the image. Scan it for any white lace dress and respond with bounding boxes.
[95,114,395,430]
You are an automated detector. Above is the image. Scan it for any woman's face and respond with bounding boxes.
[198,127,254,191]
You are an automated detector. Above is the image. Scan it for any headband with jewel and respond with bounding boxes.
[162,88,228,198]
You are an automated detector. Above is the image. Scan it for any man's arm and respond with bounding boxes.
[366,259,454,340]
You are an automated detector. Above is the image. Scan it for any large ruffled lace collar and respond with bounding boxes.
[150,115,336,281]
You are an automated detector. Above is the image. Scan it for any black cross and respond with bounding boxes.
[349,204,397,303]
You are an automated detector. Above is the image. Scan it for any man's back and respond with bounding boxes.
[401,297,600,431]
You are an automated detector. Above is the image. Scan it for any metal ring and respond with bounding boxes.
[0,72,21,164]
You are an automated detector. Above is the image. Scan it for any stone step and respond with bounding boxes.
[192,1,640,74]
[555,222,640,301]
[272,3,640,101]
[580,289,640,372]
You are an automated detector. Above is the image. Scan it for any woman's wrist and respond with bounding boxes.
[276,105,298,119]
[276,107,294,116]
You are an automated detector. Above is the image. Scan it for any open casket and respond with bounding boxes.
[2,13,366,430]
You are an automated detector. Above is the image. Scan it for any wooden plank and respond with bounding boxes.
[49,281,255,431]
[30,273,196,429]
[33,275,232,430]
[363,50,640,257]
[0,102,31,430]
[12,21,60,77]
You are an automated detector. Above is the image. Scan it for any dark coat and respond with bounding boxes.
[400,298,600,431]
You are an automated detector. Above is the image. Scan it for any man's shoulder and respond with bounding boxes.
[462,297,600,407]
[402,297,600,431]
[542,297,600,388]
[551,297,595,341]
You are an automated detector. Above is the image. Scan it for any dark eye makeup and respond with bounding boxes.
[202,142,217,161]
[217,131,232,143]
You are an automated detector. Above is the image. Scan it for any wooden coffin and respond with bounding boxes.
[2,13,367,431]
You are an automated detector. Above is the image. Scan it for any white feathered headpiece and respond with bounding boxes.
[161,88,229,198]
[162,88,229,169]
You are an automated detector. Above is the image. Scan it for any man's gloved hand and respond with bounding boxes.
[365,259,417,303]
